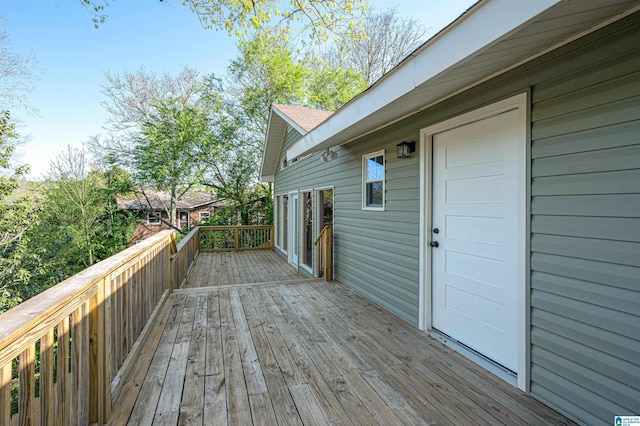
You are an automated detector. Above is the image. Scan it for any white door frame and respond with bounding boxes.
[314,186,335,277]
[418,93,528,391]
[289,191,299,267]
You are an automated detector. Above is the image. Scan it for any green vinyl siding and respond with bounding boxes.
[272,10,640,425]
[275,124,421,325]
[528,13,640,425]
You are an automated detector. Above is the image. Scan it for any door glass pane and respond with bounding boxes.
[302,192,313,268]
[282,195,288,251]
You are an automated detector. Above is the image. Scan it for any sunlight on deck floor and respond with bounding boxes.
[109,252,573,425]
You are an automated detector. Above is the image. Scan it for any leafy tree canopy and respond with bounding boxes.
[82,0,369,44]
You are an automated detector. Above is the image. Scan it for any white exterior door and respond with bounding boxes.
[431,108,522,372]
[291,193,299,267]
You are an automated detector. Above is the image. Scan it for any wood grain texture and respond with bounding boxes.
[116,264,574,425]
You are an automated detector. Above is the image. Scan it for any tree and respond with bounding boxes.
[198,34,365,224]
[223,34,366,140]
[0,16,36,111]
[320,7,426,86]
[44,145,108,267]
[0,112,40,311]
[134,98,217,227]
[90,165,137,260]
[101,66,204,132]
[82,0,369,43]
[94,66,220,231]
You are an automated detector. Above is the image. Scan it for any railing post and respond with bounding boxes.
[89,276,112,424]
[168,234,176,293]
[234,228,239,252]
[325,227,333,281]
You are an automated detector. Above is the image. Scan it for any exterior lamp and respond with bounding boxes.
[396,141,416,159]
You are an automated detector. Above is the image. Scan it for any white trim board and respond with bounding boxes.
[419,93,528,391]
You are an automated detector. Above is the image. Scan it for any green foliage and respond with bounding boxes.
[305,60,367,110]
[0,111,41,312]
[201,35,363,226]
[135,98,218,227]
[83,0,369,44]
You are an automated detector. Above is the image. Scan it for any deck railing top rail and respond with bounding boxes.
[199,225,274,252]
[0,230,192,425]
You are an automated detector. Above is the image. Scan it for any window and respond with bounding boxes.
[199,211,211,222]
[147,211,162,225]
[362,150,385,210]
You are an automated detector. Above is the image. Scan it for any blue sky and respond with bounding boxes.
[0,0,476,178]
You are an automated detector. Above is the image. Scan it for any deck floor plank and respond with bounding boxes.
[116,252,575,426]
[203,292,227,426]
[123,294,187,426]
[185,251,302,288]
[218,289,252,425]
[237,289,303,425]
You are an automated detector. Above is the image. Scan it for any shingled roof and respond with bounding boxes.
[272,104,333,133]
[260,104,334,182]
[116,190,219,211]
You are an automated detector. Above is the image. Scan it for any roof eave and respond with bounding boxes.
[285,0,565,160]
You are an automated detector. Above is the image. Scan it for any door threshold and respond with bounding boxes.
[428,329,517,387]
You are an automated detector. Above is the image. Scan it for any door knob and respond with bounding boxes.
[430,241,439,248]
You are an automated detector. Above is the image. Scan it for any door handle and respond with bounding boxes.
[430,241,439,248]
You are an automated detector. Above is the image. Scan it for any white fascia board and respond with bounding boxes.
[287,62,417,160]
[412,0,561,87]
[286,0,561,161]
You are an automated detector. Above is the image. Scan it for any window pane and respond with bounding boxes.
[367,181,383,207]
[367,155,384,180]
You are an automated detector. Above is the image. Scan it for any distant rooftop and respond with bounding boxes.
[116,189,219,211]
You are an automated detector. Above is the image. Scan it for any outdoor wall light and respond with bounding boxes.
[396,141,416,159]
[320,149,339,163]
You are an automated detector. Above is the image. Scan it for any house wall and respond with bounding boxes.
[130,205,216,244]
[274,12,640,424]
[527,15,640,425]
[190,205,216,226]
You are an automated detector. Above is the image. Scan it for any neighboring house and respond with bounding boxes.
[116,190,220,243]
[260,2,640,424]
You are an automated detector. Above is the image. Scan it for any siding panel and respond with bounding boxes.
[272,11,640,424]
[529,13,640,424]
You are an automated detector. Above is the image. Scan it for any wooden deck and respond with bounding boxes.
[185,251,303,288]
[110,252,573,426]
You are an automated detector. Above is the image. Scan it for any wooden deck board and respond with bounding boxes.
[184,251,302,288]
[114,252,574,426]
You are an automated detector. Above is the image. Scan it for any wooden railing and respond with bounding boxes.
[0,230,199,425]
[199,225,274,252]
[315,225,333,281]
[171,227,200,290]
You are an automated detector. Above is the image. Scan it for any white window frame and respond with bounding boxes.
[147,210,162,225]
[198,211,211,222]
[362,150,385,211]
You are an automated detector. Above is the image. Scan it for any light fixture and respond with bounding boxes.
[320,148,339,163]
[396,141,416,159]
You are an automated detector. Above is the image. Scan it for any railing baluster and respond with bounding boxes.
[0,363,10,425]
[41,329,55,425]
[18,345,35,426]
[197,226,275,253]
[0,231,193,425]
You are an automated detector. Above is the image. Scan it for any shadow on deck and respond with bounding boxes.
[110,252,573,425]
